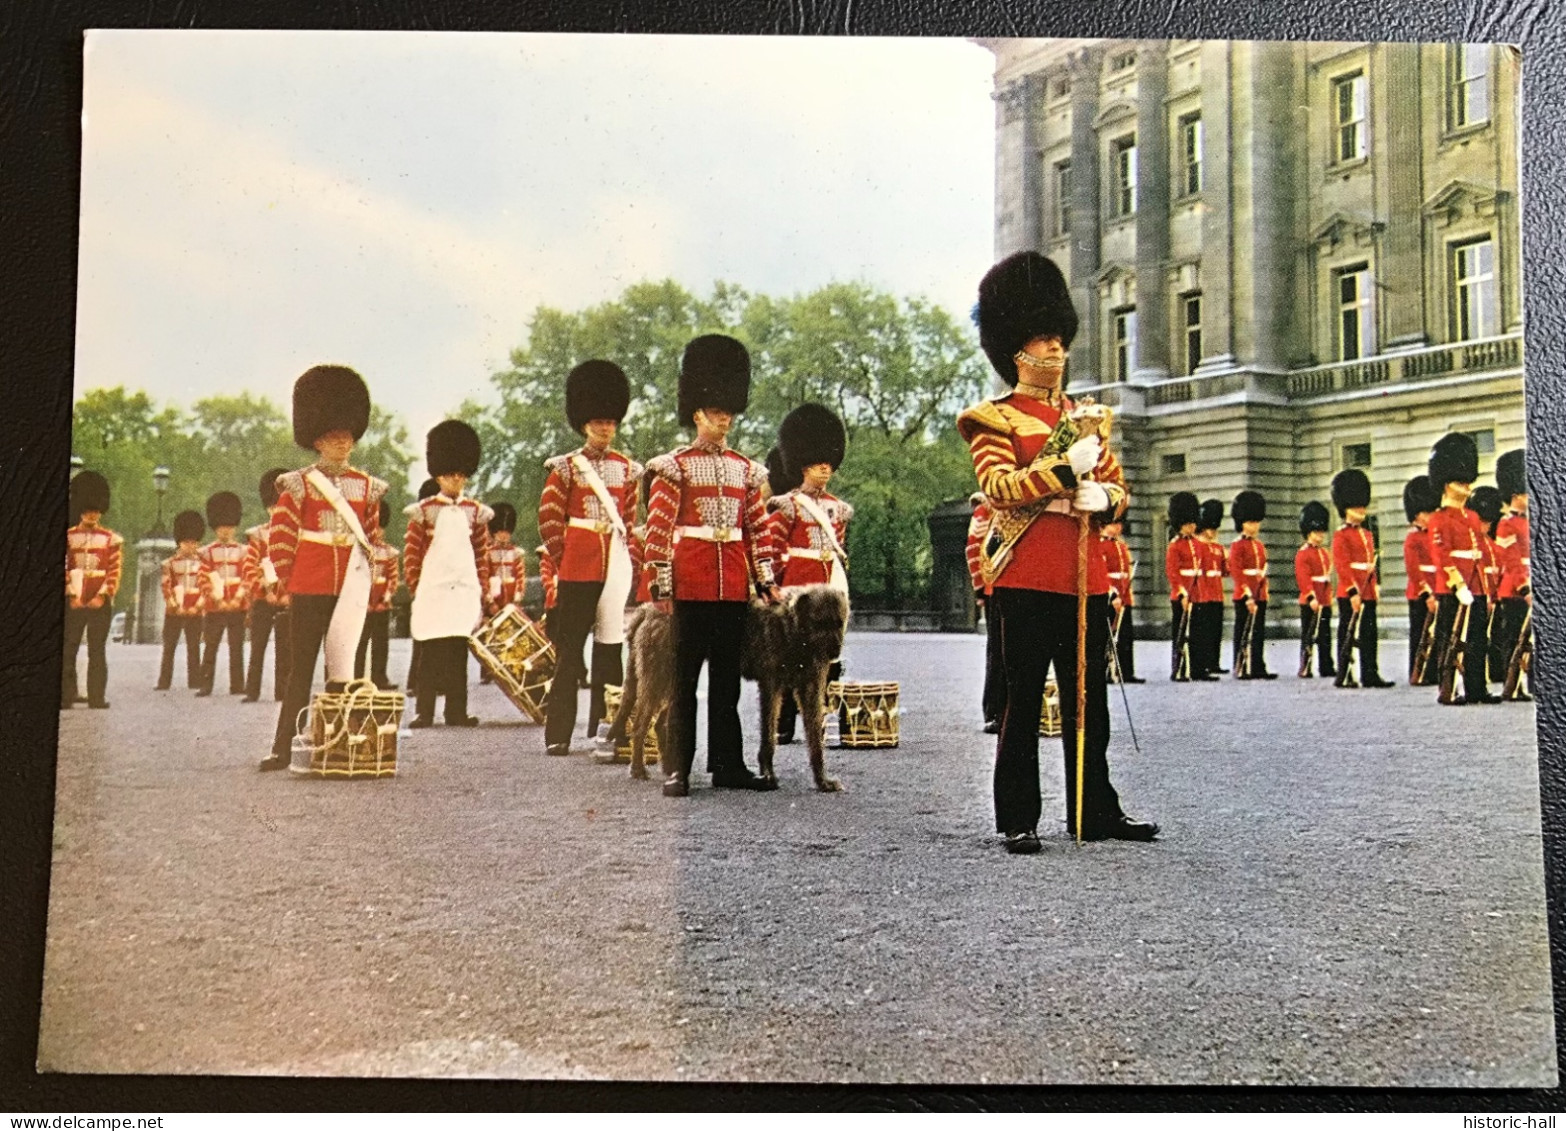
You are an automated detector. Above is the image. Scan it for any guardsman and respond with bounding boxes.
[403,477,440,695]
[263,365,388,772]
[196,491,249,697]
[1101,514,1143,683]
[1402,475,1441,686]
[355,499,400,690]
[1165,491,1204,681]
[63,470,124,709]
[1294,502,1335,679]
[968,490,1006,730]
[1330,469,1394,689]
[157,509,207,693]
[1468,486,1507,685]
[1426,432,1495,706]
[644,334,780,795]
[959,251,1156,853]
[769,404,854,745]
[1195,499,1228,678]
[406,420,491,728]
[1493,449,1531,699]
[538,361,642,754]
[242,468,291,703]
[1228,490,1276,679]
[477,502,523,684]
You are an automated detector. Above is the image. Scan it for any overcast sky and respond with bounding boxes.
[74,31,999,442]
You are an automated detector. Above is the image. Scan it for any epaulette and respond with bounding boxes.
[106,529,124,547]
[646,452,683,484]
[955,397,1014,442]
[770,493,797,520]
[743,457,769,492]
[543,453,573,478]
[834,497,855,525]
[626,456,646,483]
[275,469,308,501]
[473,500,496,526]
[366,475,389,505]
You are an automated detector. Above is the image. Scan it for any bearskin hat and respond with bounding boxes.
[975,251,1078,384]
[173,509,205,544]
[426,419,482,478]
[1168,491,1200,530]
[678,334,750,428]
[1231,490,1266,531]
[1496,448,1527,501]
[1402,475,1440,523]
[1331,469,1372,517]
[205,491,242,529]
[489,502,517,535]
[378,500,391,530]
[259,467,287,509]
[69,470,110,517]
[1198,498,1223,533]
[779,402,847,476]
[292,364,371,450]
[565,360,631,433]
[1298,501,1331,536]
[417,478,439,501]
[765,446,800,497]
[1468,485,1503,530]
[1427,432,1479,494]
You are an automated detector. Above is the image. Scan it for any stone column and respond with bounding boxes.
[993,76,1043,258]
[1067,46,1104,384]
[1245,40,1300,372]
[1382,44,1427,349]
[1133,41,1171,383]
[1196,40,1235,372]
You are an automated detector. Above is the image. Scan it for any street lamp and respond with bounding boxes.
[69,455,83,477]
[151,465,170,537]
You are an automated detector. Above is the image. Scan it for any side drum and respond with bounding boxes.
[827,680,900,749]
[469,605,555,724]
[291,678,406,779]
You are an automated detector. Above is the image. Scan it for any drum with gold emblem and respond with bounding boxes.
[469,605,555,723]
[290,678,406,778]
[826,680,900,748]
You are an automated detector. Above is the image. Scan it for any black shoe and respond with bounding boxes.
[776,730,797,745]
[377,682,399,691]
[258,755,289,772]
[1364,678,1397,689]
[1192,674,1220,682]
[1004,830,1042,855]
[1470,693,1504,704]
[154,683,171,691]
[1123,676,1146,684]
[711,768,778,791]
[241,694,259,703]
[88,700,110,709]
[447,715,480,727]
[195,689,212,698]
[982,718,1001,734]
[1215,667,1230,675]
[1320,669,1337,679]
[1078,816,1160,842]
[662,774,690,797]
[1256,672,1279,681]
[545,742,570,756]
[409,716,434,730]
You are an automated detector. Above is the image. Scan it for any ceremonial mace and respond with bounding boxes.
[1070,398,1114,844]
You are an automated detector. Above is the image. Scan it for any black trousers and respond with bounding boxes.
[982,600,1007,721]
[543,580,605,748]
[1198,602,1224,674]
[355,608,391,687]
[777,659,844,739]
[666,600,749,780]
[1490,596,1527,684]
[1232,600,1269,676]
[406,640,423,693]
[199,609,247,694]
[991,589,1122,837]
[1107,603,1137,681]
[1298,603,1335,676]
[1407,597,1436,684]
[1432,592,1492,702]
[158,613,203,690]
[63,604,113,706]
[1334,597,1384,685]
[271,594,338,757]
[415,636,470,722]
[588,641,625,737]
[1170,599,1192,678]
[245,600,291,700]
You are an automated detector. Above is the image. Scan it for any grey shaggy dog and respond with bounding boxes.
[607,585,850,791]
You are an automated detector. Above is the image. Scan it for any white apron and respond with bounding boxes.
[411,503,483,642]
[594,535,634,645]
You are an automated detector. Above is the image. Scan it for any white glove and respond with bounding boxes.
[1455,585,1474,607]
[1073,480,1110,514]
[1066,436,1102,477]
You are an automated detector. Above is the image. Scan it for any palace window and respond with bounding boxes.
[1332,71,1368,162]
[1111,135,1137,216]
[1161,453,1187,476]
[1449,44,1490,129]
[1341,442,1373,469]
[1054,160,1073,237]
[1178,113,1203,195]
[1336,264,1375,361]
[1051,77,1072,100]
[1452,238,1498,341]
[1112,306,1138,382]
[1181,294,1202,375]
[1109,51,1136,73]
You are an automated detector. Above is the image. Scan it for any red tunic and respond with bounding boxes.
[268,465,387,597]
[1227,535,1269,602]
[1427,505,1485,596]
[1102,535,1133,605]
[65,523,124,607]
[537,447,642,584]
[966,502,990,595]
[1495,514,1530,598]
[200,538,251,611]
[162,551,207,613]
[482,543,525,614]
[956,394,1127,597]
[367,539,400,612]
[1196,538,1226,603]
[766,489,853,589]
[537,546,558,610]
[242,523,282,604]
[1403,526,1436,599]
[627,528,653,604]
[404,495,492,597]
[1332,524,1380,600]
[1294,544,1333,606]
[1479,534,1503,600]
[643,441,774,603]
[1166,535,1202,601]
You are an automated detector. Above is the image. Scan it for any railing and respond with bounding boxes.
[1287,333,1521,399]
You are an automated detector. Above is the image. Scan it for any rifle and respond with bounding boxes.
[1410,604,1438,685]
[1437,598,1472,705]
[1335,602,1362,687]
[1299,601,1322,678]
[1503,607,1532,700]
[1172,599,1193,681]
[1236,601,1257,679]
